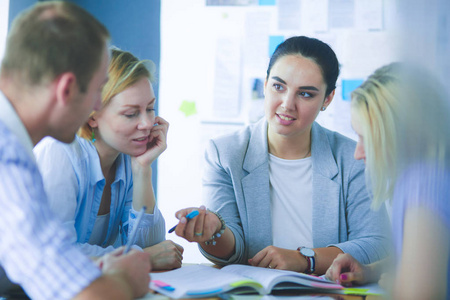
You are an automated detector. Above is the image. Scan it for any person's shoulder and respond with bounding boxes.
[316,124,357,156]
[34,136,65,152]
[313,123,363,176]
[398,162,450,191]
[0,121,31,164]
[210,120,261,150]
[396,162,450,222]
[34,135,94,164]
[323,126,356,147]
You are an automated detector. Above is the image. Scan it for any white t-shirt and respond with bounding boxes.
[269,154,313,249]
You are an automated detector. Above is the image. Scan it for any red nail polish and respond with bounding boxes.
[340,274,348,281]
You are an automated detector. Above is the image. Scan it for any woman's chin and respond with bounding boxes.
[123,147,147,157]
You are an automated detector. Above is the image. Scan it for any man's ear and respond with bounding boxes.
[55,72,77,106]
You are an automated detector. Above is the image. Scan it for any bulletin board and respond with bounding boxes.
[157,0,400,263]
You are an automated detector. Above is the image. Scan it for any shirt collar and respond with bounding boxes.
[113,153,127,183]
[0,90,35,160]
[85,138,127,186]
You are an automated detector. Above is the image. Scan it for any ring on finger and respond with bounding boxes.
[268,265,272,269]
[194,232,203,236]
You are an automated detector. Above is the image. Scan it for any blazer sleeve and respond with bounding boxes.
[329,159,391,264]
[199,139,246,265]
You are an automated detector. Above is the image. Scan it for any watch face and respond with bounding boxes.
[300,247,315,257]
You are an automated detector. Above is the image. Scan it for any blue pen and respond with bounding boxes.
[124,206,146,254]
[168,210,199,233]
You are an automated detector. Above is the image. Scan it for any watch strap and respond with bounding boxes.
[298,247,316,274]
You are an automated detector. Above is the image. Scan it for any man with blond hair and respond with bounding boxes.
[0,2,151,299]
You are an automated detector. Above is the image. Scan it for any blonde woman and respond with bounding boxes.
[34,48,183,270]
[326,63,450,299]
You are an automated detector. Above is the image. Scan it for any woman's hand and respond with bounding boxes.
[143,240,184,271]
[378,272,394,290]
[248,246,307,272]
[325,253,374,286]
[173,206,221,243]
[132,116,169,167]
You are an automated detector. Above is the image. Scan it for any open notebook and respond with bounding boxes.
[150,264,343,298]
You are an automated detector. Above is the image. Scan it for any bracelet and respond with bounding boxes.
[204,210,226,246]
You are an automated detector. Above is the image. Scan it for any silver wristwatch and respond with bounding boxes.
[298,246,316,274]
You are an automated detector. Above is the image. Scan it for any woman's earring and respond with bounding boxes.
[91,130,96,143]
[321,106,326,111]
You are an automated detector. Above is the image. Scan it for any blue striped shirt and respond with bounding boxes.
[0,92,101,299]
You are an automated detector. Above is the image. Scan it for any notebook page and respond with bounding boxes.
[150,265,258,298]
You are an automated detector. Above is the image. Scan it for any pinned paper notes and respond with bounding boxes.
[179,100,197,117]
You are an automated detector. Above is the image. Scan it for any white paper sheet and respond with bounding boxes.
[355,0,383,30]
[213,37,242,118]
[328,0,354,29]
[301,0,328,33]
[244,11,271,69]
[277,0,301,31]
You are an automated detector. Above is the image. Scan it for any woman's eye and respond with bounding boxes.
[147,108,155,113]
[273,84,283,91]
[125,112,138,118]
[299,91,312,98]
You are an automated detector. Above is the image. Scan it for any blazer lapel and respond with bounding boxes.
[311,123,341,247]
[242,119,272,258]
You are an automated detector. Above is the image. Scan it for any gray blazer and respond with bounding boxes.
[200,118,390,266]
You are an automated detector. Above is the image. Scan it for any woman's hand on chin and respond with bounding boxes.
[132,116,169,168]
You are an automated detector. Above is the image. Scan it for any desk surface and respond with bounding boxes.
[0,287,383,300]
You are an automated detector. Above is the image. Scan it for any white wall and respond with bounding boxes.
[158,0,400,264]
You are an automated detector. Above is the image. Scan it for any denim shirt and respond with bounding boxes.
[34,136,165,257]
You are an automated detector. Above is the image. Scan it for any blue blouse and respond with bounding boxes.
[34,136,165,257]
[392,163,450,298]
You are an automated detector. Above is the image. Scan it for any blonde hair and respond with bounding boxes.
[1,1,109,92]
[78,48,156,140]
[352,63,450,209]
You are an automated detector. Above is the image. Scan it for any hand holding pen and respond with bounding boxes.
[168,209,199,233]
[170,206,222,243]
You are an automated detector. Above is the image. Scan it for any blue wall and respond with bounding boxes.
[8,0,36,28]
[8,0,161,194]
[70,0,162,193]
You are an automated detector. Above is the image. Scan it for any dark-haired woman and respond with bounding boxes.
[172,36,390,275]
